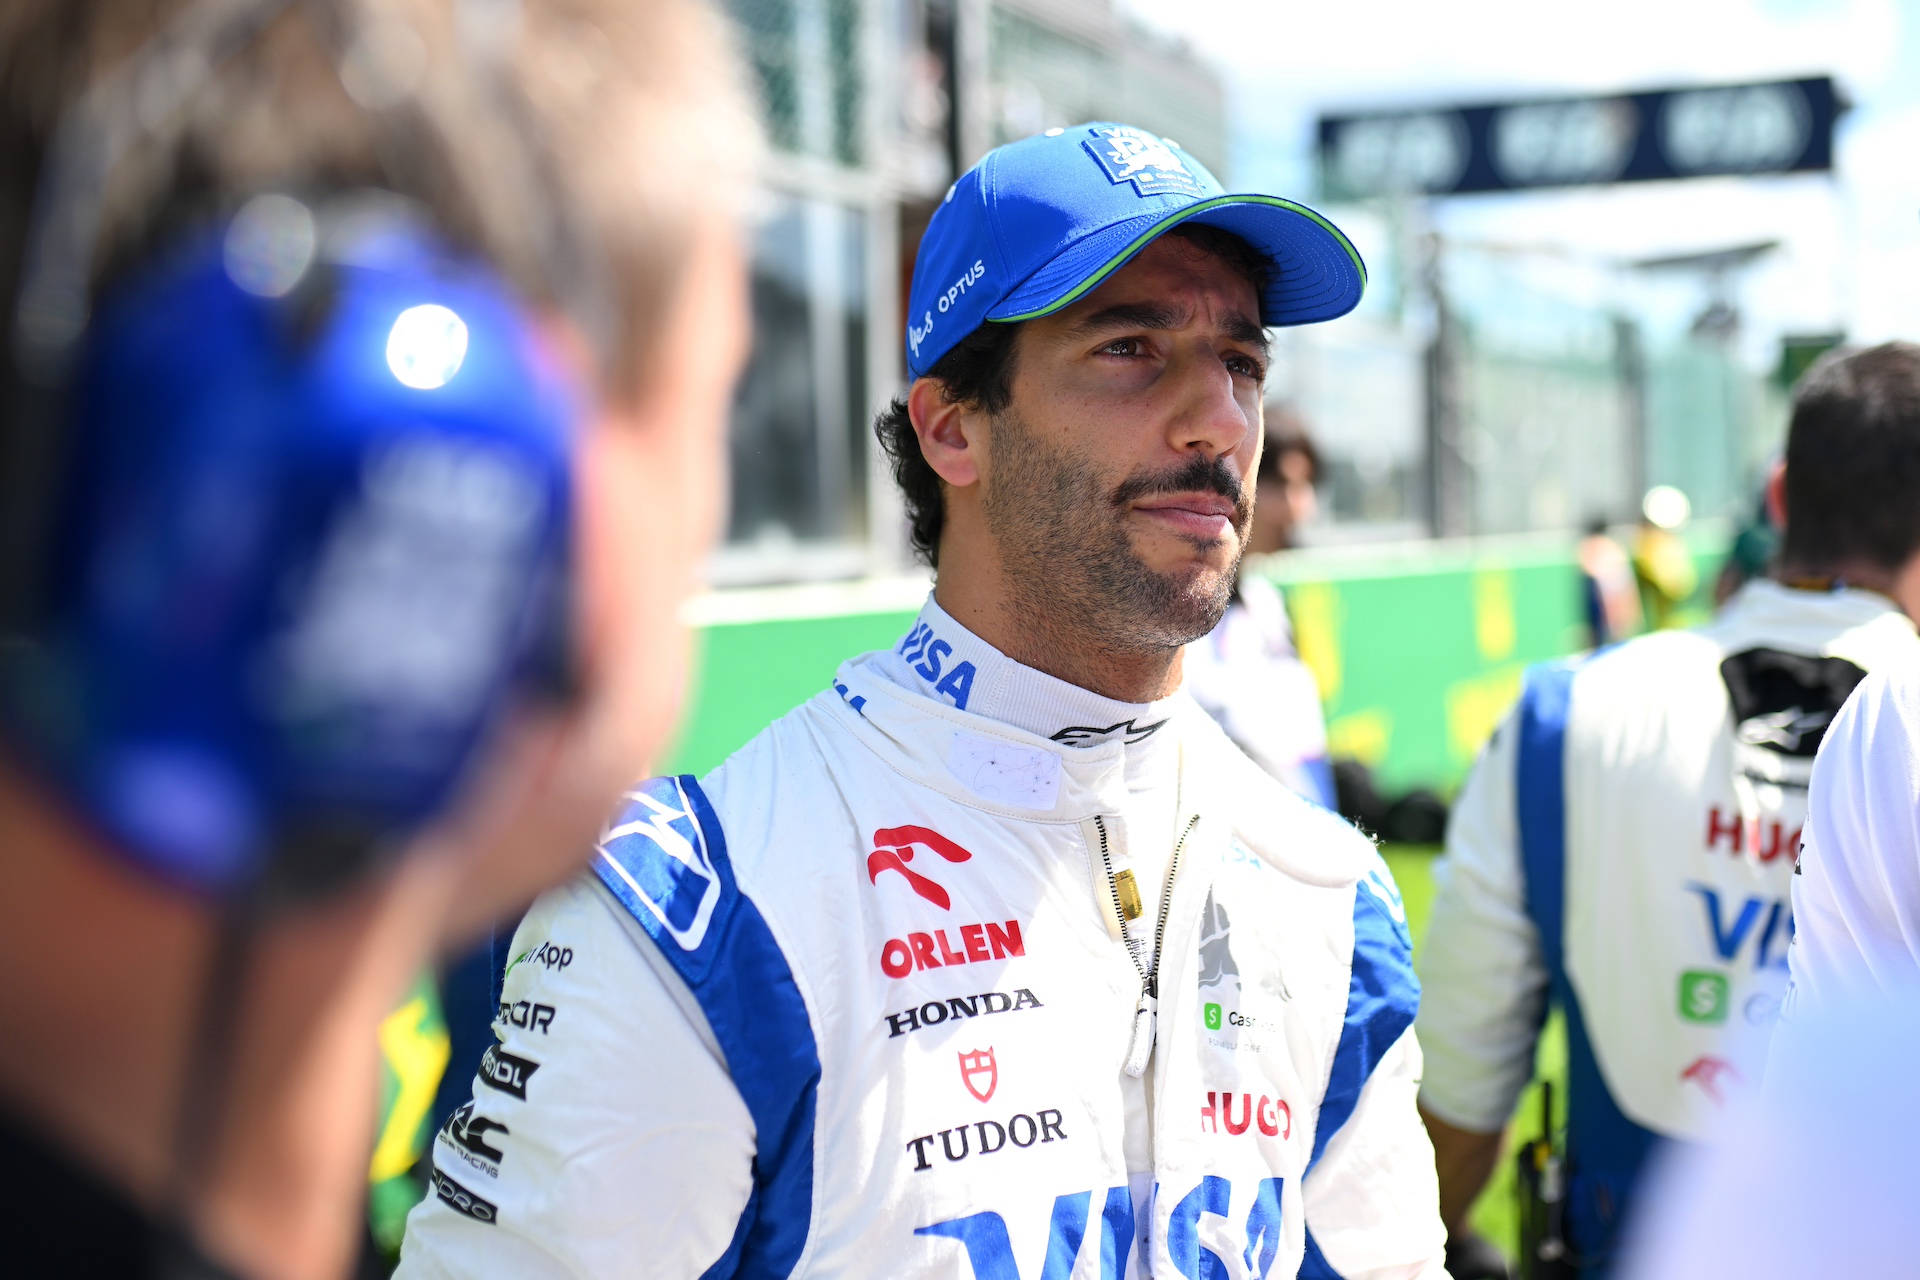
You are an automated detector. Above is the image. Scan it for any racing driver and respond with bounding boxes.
[400,123,1446,1279]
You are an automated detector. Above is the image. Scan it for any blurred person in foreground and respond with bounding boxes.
[1615,984,1920,1280]
[0,1,754,1276]
[1414,343,1920,1278]
[1183,407,1336,808]
[402,125,1447,1278]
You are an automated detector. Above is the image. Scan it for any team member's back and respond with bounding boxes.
[1415,343,1920,1275]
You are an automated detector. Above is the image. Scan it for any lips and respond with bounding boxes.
[1132,491,1239,538]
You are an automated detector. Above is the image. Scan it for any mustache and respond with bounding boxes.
[1111,453,1248,521]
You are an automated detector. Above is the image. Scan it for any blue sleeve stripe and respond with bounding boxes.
[1297,1226,1339,1279]
[1514,660,1578,987]
[1308,868,1420,1172]
[594,775,820,1280]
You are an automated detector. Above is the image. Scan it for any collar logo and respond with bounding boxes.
[1084,125,1205,198]
[1049,717,1168,747]
[868,824,974,909]
[959,1046,999,1103]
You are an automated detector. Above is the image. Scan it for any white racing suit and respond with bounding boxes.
[400,598,1446,1279]
[1417,581,1920,1267]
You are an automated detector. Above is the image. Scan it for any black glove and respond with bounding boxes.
[1445,1230,1515,1280]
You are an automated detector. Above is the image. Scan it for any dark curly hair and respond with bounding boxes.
[874,224,1271,568]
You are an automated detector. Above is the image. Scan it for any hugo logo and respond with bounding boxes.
[959,1047,998,1103]
[1200,1090,1291,1138]
[868,825,972,909]
[1705,806,1800,862]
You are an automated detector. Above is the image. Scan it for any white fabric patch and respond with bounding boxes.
[948,732,1060,810]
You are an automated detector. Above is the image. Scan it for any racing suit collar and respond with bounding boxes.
[828,595,1198,823]
[875,595,1182,751]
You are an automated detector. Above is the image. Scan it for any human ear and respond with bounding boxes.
[1765,459,1787,531]
[908,376,984,488]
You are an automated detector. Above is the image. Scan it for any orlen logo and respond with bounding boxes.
[882,921,1025,978]
[1200,1089,1291,1139]
[869,825,972,908]
[870,823,1024,978]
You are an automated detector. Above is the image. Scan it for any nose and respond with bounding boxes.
[1163,345,1255,468]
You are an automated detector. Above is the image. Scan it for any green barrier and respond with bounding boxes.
[663,530,1726,791]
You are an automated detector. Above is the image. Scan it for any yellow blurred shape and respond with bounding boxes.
[1446,664,1523,764]
[1327,707,1393,767]
[1287,580,1343,704]
[369,987,451,1183]
[1472,569,1516,662]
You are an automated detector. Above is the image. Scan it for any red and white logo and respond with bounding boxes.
[959,1047,998,1103]
[1199,1090,1290,1139]
[1680,1055,1742,1106]
[868,825,973,909]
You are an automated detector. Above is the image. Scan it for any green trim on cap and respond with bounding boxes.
[990,194,1367,324]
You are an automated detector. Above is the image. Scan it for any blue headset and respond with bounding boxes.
[0,3,589,902]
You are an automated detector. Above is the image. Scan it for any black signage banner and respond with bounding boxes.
[1317,77,1840,199]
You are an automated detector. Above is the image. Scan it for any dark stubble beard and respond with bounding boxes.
[979,406,1250,653]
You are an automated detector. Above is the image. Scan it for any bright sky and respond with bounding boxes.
[1122,0,1920,355]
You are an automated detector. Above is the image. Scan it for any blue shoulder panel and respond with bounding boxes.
[1512,659,1661,1263]
[594,775,819,1280]
[1514,660,1578,982]
[1309,858,1420,1174]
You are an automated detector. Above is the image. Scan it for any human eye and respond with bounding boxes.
[1098,336,1144,358]
[1225,351,1266,380]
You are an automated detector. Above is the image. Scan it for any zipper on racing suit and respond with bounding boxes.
[1093,812,1201,1078]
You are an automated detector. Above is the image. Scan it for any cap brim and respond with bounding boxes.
[985,195,1366,328]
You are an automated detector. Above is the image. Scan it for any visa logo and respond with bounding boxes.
[1687,883,1791,971]
[917,1176,1286,1280]
[898,621,978,710]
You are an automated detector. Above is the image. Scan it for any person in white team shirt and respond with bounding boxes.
[400,125,1445,1279]
[1779,665,1920,1006]
[1184,410,1335,808]
[1415,342,1920,1278]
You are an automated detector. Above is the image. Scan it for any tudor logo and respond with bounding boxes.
[959,1047,998,1103]
[868,825,973,909]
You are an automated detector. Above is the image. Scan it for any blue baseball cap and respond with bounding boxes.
[905,122,1366,378]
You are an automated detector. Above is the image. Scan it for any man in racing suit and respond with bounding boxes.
[1416,342,1920,1275]
[401,123,1446,1279]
